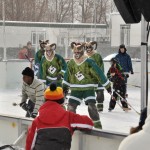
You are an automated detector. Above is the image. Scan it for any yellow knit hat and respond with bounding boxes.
[44,82,64,100]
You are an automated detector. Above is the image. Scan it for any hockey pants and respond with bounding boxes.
[67,102,100,121]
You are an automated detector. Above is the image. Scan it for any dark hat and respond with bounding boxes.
[119,44,125,49]
[110,58,119,64]
[22,67,34,78]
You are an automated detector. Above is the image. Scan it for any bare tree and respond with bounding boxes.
[0,0,115,23]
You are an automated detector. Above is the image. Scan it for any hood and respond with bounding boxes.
[36,101,66,125]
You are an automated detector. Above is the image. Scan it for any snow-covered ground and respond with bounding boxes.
[0,86,144,134]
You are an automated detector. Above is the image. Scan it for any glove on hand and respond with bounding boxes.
[20,102,28,111]
[106,86,112,95]
[20,101,32,111]
[31,112,37,118]
[63,87,69,97]
[126,74,129,78]
[57,74,63,80]
[131,71,134,74]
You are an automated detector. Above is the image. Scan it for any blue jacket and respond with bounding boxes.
[115,52,133,73]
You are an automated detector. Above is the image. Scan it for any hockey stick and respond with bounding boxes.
[126,83,141,88]
[24,54,35,69]
[115,91,141,115]
[0,144,15,150]
[12,102,32,117]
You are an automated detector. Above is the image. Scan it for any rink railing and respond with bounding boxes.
[0,113,127,150]
[0,59,149,89]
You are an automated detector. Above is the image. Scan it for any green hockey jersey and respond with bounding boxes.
[63,58,110,91]
[35,49,45,65]
[89,52,104,89]
[40,54,67,85]
[89,53,104,72]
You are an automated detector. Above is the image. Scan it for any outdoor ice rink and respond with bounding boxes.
[0,86,148,134]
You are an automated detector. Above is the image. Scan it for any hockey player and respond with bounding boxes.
[63,42,112,129]
[20,67,45,118]
[34,40,49,78]
[107,61,128,111]
[85,41,105,112]
[40,43,67,86]
[26,82,93,150]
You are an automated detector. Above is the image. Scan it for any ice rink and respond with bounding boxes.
[0,86,145,134]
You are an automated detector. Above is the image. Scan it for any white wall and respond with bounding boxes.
[111,13,124,47]
[110,13,150,47]
[0,60,30,89]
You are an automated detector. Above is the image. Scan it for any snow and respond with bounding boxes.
[103,53,117,61]
[0,87,143,134]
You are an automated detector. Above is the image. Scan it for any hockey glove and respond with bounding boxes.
[131,70,134,74]
[20,102,29,111]
[106,86,112,95]
[57,74,63,80]
[31,112,37,118]
[63,86,69,97]
[126,74,129,78]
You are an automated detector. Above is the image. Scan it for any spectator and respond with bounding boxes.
[26,82,93,150]
[118,109,149,150]
[18,41,35,59]
[115,44,134,97]
[130,107,147,134]
[20,67,44,118]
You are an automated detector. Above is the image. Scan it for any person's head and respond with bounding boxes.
[110,58,118,67]
[71,42,85,59]
[44,82,64,104]
[85,41,97,55]
[119,44,127,53]
[27,41,32,50]
[39,40,49,50]
[45,43,56,57]
[110,67,117,77]
[22,67,34,85]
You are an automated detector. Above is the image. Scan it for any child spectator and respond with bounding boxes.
[26,82,93,150]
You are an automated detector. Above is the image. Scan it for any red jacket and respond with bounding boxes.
[26,101,93,150]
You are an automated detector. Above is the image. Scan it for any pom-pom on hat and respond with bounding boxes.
[22,67,34,78]
[44,82,64,101]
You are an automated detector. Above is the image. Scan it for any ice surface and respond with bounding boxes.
[0,87,145,134]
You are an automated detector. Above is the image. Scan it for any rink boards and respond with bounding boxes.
[0,113,127,150]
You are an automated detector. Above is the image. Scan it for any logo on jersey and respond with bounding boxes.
[75,71,85,81]
[48,65,56,74]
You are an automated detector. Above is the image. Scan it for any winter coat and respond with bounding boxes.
[115,52,133,73]
[26,101,93,150]
[118,114,150,150]
[18,46,34,59]
[21,78,45,114]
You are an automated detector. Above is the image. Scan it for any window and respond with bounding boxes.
[120,25,130,46]
[31,31,46,50]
